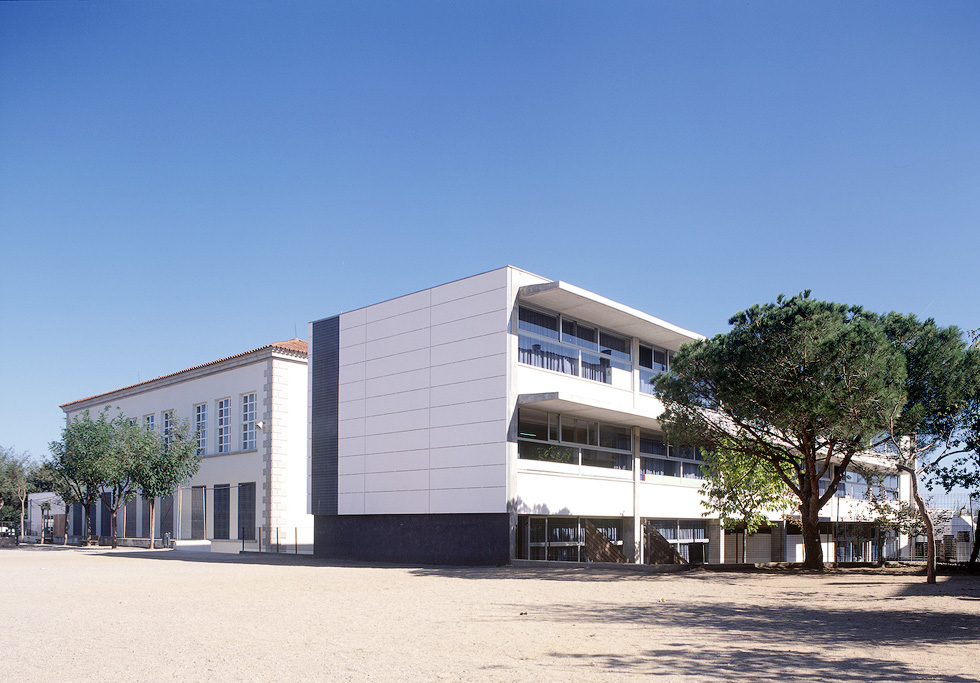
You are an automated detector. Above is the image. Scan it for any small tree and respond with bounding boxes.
[131,416,201,549]
[0,447,31,532]
[1,451,36,539]
[878,314,980,583]
[699,439,796,563]
[99,414,150,549]
[49,409,113,544]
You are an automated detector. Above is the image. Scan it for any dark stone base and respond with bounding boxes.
[314,513,510,566]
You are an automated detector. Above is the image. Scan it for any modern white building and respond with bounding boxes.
[60,339,310,552]
[309,266,913,566]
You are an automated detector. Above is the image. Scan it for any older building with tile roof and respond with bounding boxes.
[61,339,311,551]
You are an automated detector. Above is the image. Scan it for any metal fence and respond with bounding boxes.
[251,526,314,555]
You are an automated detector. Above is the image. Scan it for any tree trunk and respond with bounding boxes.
[800,495,825,569]
[82,505,91,546]
[19,500,25,539]
[899,464,936,584]
[110,505,118,549]
[969,510,979,568]
[148,499,156,550]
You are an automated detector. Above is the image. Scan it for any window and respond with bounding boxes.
[238,482,255,541]
[213,484,230,540]
[517,306,632,388]
[517,516,625,562]
[646,519,709,563]
[638,431,704,480]
[242,393,257,450]
[517,409,632,471]
[194,403,207,456]
[217,399,231,453]
[162,410,173,448]
[144,414,155,432]
[638,345,671,395]
[837,471,869,500]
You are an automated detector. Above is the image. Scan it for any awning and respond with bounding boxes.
[518,391,665,431]
[518,280,704,350]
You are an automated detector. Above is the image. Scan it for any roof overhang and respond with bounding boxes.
[517,281,704,350]
[518,392,665,431]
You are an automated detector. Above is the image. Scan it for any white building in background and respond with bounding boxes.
[60,339,310,552]
[308,266,914,566]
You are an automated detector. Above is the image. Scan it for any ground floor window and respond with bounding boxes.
[238,482,255,541]
[645,519,709,564]
[516,516,626,562]
[213,484,230,540]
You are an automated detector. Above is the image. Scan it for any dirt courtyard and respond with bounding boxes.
[1,546,977,682]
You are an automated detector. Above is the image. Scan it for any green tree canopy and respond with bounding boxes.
[877,314,980,582]
[655,292,906,569]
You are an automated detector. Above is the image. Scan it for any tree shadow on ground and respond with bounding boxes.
[521,599,978,648]
[550,644,974,682]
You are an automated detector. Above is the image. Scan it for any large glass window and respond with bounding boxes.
[518,307,559,339]
[638,345,671,395]
[517,409,632,472]
[517,306,632,388]
[638,430,704,480]
[561,319,597,350]
[646,519,709,563]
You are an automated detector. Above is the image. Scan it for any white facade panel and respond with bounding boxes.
[366,307,431,341]
[338,436,365,456]
[431,310,506,346]
[365,368,430,397]
[338,455,365,476]
[337,398,365,421]
[364,388,430,417]
[431,332,506,367]
[430,486,505,514]
[365,469,430,492]
[364,450,429,474]
[430,464,505,490]
[364,408,430,435]
[364,429,430,455]
[430,376,506,407]
[339,361,366,385]
[429,268,508,306]
[338,417,366,438]
[365,490,428,515]
[364,348,431,380]
[364,289,431,324]
[430,421,504,449]
[429,443,505,469]
[338,473,366,494]
[338,492,365,515]
[431,287,508,325]
[366,327,431,359]
[430,398,505,429]
[430,354,506,387]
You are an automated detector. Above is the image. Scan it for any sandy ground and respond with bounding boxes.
[0,546,977,682]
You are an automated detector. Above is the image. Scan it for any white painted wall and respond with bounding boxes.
[62,348,310,544]
[336,267,515,515]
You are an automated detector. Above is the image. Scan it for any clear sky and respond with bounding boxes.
[2,2,978,463]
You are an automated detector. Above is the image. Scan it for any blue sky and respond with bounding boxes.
[2,2,978,462]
